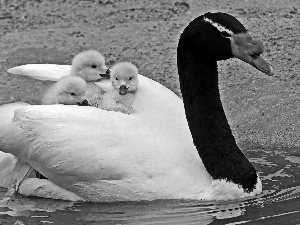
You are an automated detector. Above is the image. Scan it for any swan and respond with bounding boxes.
[41,76,87,105]
[1,12,274,201]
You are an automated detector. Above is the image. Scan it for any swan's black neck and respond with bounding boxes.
[177,29,257,192]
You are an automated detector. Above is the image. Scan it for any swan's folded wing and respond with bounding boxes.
[0,105,158,188]
[7,64,71,81]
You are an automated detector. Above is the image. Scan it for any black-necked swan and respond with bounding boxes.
[42,76,87,105]
[0,12,274,201]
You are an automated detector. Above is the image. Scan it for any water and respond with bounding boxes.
[1,146,300,225]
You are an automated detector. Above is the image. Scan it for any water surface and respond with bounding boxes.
[1,146,300,225]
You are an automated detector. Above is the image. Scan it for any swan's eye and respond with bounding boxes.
[70,93,76,96]
[115,77,118,80]
[91,64,97,68]
[221,31,231,38]
[129,77,133,81]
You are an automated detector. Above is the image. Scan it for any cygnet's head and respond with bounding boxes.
[55,76,87,105]
[110,62,139,95]
[71,50,110,82]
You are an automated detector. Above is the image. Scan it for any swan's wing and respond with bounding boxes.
[0,105,160,188]
[0,104,187,201]
[18,178,84,201]
[7,64,71,81]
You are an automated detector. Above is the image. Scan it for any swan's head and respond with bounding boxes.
[110,62,139,95]
[54,76,87,105]
[71,50,110,82]
[180,12,274,76]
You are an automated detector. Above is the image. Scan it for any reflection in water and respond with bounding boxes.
[1,187,299,224]
[0,193,246,224]
[1,146,300,224]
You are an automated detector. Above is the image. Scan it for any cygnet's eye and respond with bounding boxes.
[129,77,133,81]
[70,92,76,96]
[91,64,97,69]
[115,77,119,80]
[221,31,231,38]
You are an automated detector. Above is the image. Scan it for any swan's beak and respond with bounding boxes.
[100,68,111,79]
[77,99,90,106]
[231,33,274,76]
[235,51,274,76]
[119,85,128,95]
[246,54,274,76]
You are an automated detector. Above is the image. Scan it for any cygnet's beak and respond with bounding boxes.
[100,68,111,79]
[119,85,128,95]
[77,99,90,106]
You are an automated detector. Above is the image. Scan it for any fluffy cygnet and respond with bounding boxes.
[42,76,87,105]
[104,62,139,106]
[88,62,139,114]
[70,50,109,103]
[70,50,110,82]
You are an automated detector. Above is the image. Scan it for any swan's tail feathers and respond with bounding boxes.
[5,160,35,197]
[0,152,17,188]
[18,178,84,201]
[7,64,72,81]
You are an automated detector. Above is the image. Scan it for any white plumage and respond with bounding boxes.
[0,69,223,201]
[1,54,264,201]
